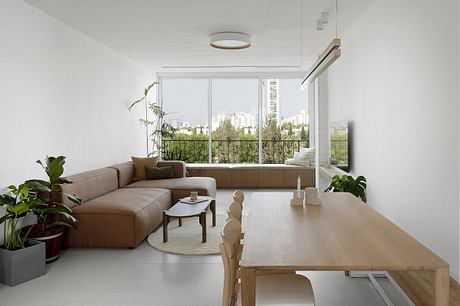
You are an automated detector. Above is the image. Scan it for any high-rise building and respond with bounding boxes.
[262,79,280,124]
[281,110,308,126]
[212,111,256,131]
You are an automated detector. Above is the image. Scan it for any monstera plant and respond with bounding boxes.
[325,174,367,203]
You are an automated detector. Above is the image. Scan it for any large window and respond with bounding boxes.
[262,79,309,164]
[161,79,209,163]
[212,79,259,163]
[160,76,309,164]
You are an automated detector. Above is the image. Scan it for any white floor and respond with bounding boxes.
[0,190,410,306]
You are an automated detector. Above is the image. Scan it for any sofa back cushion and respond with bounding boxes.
[145,166,175,180]
[108,162,135,188]
[131,156,158,181]
[61,168,118,206]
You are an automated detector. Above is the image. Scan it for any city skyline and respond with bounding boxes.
[162,78,308,128]
[171,109,309,135]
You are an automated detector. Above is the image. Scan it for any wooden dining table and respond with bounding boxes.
[239,192,449,306]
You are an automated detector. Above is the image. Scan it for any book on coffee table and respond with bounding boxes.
[179,196,209,204]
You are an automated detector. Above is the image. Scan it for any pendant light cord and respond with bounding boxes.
[335,0,338,38]
[300,0,303,69]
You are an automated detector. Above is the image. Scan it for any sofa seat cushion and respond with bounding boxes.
[66,188,171,248]
[125,177,217,204]
[72,188,170,216]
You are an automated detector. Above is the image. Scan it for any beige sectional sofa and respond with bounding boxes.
[61,161,216,248]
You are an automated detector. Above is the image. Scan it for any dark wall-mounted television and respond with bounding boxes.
[329,120,351,172]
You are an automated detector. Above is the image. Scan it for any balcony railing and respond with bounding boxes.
[162,139,308,164]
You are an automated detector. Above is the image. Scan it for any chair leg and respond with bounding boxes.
[199,211,207,243]
[163,212,169,243]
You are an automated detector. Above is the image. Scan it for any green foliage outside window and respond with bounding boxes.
[162,117,309,164]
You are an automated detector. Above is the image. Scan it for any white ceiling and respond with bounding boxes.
[23,0,373,72]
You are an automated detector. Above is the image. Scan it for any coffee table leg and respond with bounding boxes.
[199,211,207,243]
[178,217,182,227]
[163,212,169,243]
[210,200,216,227]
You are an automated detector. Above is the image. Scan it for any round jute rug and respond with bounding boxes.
[147,213,226,255]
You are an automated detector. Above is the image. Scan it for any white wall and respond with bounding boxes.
[327,0,460,280]
[0,0,152,188]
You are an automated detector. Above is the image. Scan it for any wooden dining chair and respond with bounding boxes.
[220,218,315,306]
[227,200,243,223]
[233,190,244,206]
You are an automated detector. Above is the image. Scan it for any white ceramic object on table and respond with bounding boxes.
[190,191,198,201]
[305,187,321,205]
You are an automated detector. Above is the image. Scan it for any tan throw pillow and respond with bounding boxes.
[131,156,158,181]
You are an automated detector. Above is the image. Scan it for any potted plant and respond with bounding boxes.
[25,156,81,263]
[0,182,47,286]
[128,81,176,157]
[325,174,367,203]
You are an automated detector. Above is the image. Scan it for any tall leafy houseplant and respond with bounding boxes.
[128,81,175,156]
[325,174,367,203]
[26,156,81,262]
[28,156,81,230]
[0,183,44,251]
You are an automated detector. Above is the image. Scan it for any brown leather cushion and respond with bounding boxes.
[61,168,118,207]
[125,177,217,204]
[132,156,158,181]
[66,188,171,248]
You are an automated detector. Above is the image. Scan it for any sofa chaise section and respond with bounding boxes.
[62,168,171,248]
[109,161,217,204]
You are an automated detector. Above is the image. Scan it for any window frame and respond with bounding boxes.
[157,72,308,164]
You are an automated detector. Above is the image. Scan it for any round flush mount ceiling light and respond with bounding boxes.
[210,32,251,50]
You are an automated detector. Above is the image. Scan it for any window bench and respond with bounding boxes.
[186,164,315,189]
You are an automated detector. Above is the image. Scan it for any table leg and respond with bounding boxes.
[434,267,449,306]
[241,268,256,306]
[199,211,207,243]
[210,200,216,227]
[163,212,169,243]
[178,217,182,227]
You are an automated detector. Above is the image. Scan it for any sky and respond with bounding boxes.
[161,78,308,126]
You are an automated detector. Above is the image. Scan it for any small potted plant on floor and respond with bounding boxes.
[0,182,47,286]
[325,174,367,203]
[25,156,82,263]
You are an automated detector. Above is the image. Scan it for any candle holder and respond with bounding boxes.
[290,190,304,206]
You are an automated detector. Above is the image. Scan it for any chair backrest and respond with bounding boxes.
[232,190,244,206]
[221,218,243,306]
[227,201,243,223]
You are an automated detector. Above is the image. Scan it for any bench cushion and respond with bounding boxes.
[125,177,217,204]
[65,188,171,248]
